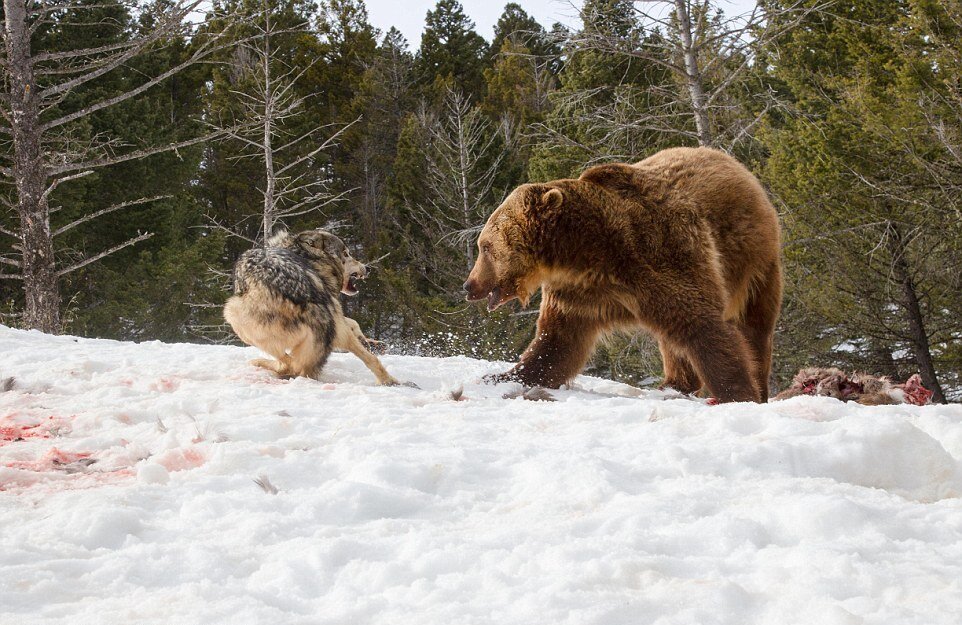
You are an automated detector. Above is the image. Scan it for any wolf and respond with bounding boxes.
[223,229,400,385]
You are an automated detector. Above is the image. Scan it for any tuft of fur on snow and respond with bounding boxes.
[1,377,13,392]
[450,385,465,401]
[503,386,556,402]
[253,474,279,495]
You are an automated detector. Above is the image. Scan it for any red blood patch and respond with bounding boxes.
[902,374,933,406]
[0,414,72,446]
[155,447,206,472]
[149,377,180,392]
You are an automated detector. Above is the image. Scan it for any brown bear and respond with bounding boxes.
[463,147,782,403]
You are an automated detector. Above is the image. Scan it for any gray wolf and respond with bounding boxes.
[224,229,400,385]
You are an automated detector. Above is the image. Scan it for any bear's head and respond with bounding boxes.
[463,184,563,311]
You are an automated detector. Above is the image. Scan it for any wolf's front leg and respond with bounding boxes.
[335,319,400,386]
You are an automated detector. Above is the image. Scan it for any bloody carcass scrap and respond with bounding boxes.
[774,368,933,406]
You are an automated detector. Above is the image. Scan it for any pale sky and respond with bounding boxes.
[364,0,760,48]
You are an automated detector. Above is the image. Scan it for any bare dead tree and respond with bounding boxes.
[0,0,246,333]
[557,0,830,150]
[209,6,354,245]
[411,88,511,282]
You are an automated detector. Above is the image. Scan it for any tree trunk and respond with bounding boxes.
[261,17,276,242]
[888,228,946,403]
[455,110,474,272]
[5,0,61,332]
[673,0,712,147]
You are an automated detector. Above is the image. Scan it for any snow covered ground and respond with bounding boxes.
[1,325,961,625]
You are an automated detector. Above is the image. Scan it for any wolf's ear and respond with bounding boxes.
[580,163,637,194]
[320,232,347,259]
[296,230,322,249]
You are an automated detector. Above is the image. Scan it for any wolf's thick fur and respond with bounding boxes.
[224,229,399,385]
[464,147,782,403]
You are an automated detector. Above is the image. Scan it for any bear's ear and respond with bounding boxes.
[540,188,563,210]
[523,185,564,214]
[580,163,637,194]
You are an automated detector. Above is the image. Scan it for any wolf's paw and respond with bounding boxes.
[249,358,277,371]
[364,338,388,355]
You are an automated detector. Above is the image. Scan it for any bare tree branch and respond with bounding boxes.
[38,1,205,101]
[41,170,94,203]
[57,231,154,277]
[53,195,169,236]
[50,129,227,175]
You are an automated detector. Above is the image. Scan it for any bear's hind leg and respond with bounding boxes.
[672,320,760,403]
[658,340,703,395]
[738,264,782,401]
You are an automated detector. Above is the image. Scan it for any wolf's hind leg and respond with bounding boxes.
[250,357,294,378]
[286,330,326,379]
[248,322,315,378]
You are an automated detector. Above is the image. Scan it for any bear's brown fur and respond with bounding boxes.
[463,147,782,403]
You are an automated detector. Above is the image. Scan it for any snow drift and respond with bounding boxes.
[1,326,961,624]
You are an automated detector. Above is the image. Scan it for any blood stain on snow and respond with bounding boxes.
[0,467,135,494]
[155,447,206,472]
[149,377,180,392]
[0,414,72,447]
[5,447,93,472]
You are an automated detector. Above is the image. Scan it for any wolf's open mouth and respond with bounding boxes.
[345,273,362,296]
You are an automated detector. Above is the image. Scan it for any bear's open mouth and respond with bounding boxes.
[343,272,362,296]
[486,286,503,311]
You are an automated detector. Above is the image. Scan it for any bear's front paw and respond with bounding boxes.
[482,371,518,385]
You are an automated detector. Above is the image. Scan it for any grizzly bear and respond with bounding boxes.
[463,147,782,403]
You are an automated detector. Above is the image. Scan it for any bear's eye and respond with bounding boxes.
[481,243,492,255]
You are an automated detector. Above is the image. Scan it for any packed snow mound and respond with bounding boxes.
[1,326,961,625]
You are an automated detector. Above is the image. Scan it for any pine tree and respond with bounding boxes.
[415,0,489,101]
[762,0,961,400]
[312,0,379,124]
[335,28,417,339]
[488,3,558,69]
[527,0,673,180]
